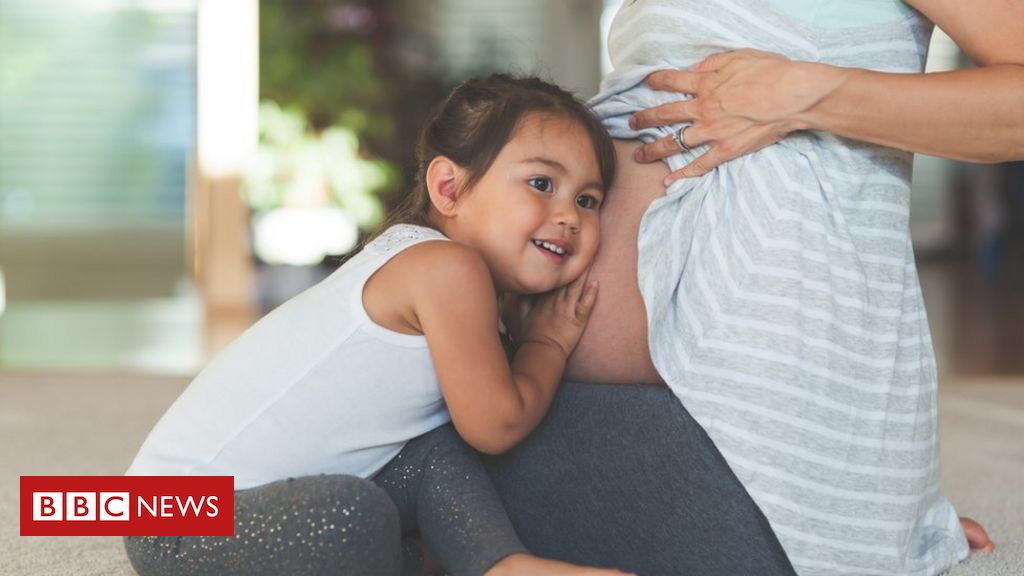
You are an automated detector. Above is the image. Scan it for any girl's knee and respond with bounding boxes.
[321,479,402,573]
[351,479,401,538]
[267,478,402,574]
[300,475,401,536]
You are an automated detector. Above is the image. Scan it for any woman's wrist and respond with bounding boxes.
[790,61,857,133]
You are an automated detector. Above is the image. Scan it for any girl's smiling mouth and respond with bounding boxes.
[532,238,572,262]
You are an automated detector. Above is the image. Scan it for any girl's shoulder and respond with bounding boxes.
[366,224,485,278]
[382,235,496,320]
[362,231,495,335]
[365,224,449,256]
[391,238,492,290]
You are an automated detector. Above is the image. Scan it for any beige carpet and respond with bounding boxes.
[1,373,1021,575]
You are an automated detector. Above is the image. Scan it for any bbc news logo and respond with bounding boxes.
[21,476,234,536]
[33,491,132,521]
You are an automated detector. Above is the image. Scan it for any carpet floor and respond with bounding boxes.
[1,373,1021,575]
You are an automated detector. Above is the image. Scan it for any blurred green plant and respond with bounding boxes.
[254,0,450,243]
[243,101,395,232]
[261,0,393,142]
[259,0,448,183]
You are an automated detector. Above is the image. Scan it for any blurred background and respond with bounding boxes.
[1,0,1021,379]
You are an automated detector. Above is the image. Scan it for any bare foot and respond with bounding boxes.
[486,553,635,576]
[960,517,995,553]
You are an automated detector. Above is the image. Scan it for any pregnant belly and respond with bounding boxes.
[565,139,668,385]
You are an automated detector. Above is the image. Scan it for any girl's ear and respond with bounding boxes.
[426,156,465,217]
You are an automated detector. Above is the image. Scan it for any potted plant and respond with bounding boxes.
[244,101,395,267]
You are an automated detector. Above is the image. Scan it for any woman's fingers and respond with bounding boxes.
[688,48,761,72]
[662,124,783,182]
[646,69,703,94]
[630,99,696,130]
[634,125,706,163]
[688,53,726,73]
[664,147,730,183]
[647,49,769,92]
[634,51,797,177]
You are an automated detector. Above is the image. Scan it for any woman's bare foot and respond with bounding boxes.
[960,517,995,553]
[486,553,635,576]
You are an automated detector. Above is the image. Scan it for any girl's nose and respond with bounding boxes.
[552,199,580,231]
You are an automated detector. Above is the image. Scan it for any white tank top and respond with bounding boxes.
[127,225,452,489]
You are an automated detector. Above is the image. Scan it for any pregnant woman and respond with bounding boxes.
[488,0,1020,574]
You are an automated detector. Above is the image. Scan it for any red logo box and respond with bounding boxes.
[21,476,234,536]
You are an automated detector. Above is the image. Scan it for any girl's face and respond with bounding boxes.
[450,113,604,294]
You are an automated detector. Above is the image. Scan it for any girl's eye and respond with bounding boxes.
[576,195,599,209]
[528,177,553,192]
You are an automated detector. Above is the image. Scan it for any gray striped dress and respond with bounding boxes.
[590,1,969,574]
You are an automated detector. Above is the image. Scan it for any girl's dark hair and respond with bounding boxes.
[374,74,616,236]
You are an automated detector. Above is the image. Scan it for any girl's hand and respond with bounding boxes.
[521,273,599,358]
[630,48,844,183]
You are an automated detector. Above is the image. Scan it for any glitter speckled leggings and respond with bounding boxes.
[124,424,526,576]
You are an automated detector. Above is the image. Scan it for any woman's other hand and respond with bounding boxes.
[630,48,846,184]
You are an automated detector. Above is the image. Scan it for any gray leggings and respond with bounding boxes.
[485,381,797,576]
[124,424,525,576]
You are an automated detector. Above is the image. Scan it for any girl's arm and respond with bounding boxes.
[411,242,597,455]
[629,0,1024,180]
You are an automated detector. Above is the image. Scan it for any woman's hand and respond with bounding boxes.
[630,48,846,183]
[521,273,599,358]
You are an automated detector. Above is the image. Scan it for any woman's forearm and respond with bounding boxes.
[800,62,1024,163]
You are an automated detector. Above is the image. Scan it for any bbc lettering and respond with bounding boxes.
[32,492,220,522]
[33,492,130,521]
[21,476,233,536]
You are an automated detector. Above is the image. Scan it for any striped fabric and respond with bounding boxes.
[589,1,968,574]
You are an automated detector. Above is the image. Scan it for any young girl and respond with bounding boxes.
[123,75,627,576]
